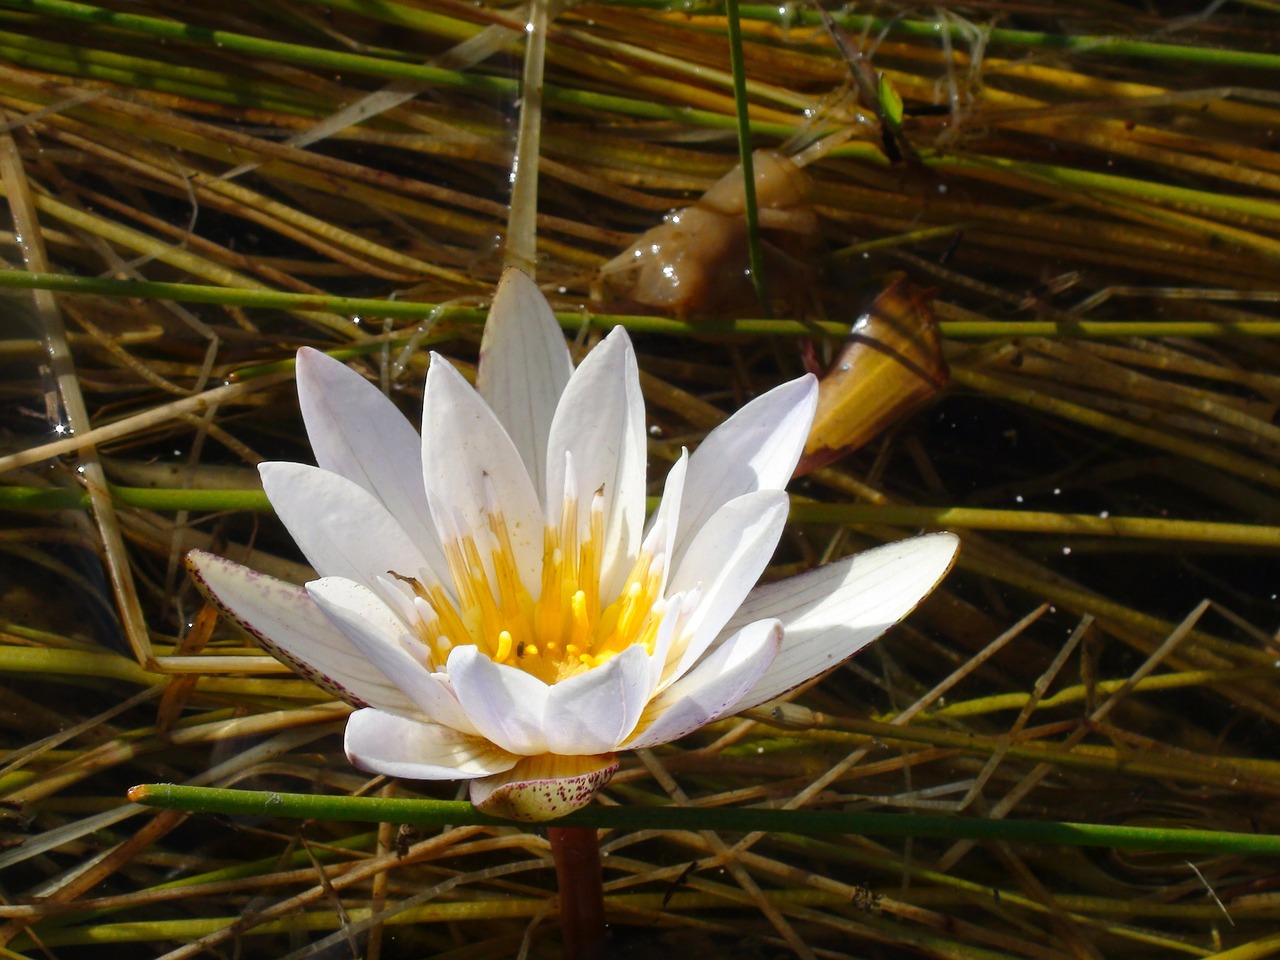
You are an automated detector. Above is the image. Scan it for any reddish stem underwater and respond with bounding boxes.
[548,825,605,960]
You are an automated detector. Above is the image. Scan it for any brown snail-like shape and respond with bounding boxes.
[594,150,818,317]
[797,274,948,476]
[593,152,946,470]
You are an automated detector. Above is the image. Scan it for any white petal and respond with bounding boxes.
[623,618,782,749]
[664,489,789,682]
[476,268,573,498]
[646,588,696,692]
[375,573,421,631]
[306,578,476,733]
[295,347,447,578]
[675,375,816,569]
[259,461,433,593]
[469,753,618,822]
[185,550,417,715]
[421,357,544,594]
[729,533,960,711]
[644,450,688,598]
[446,645,550,755]
[545,327,647,602]
[345,709,518,780]
[542,644,653,754]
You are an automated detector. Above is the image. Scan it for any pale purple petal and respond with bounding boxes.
[259,461,433,594]
[421,357,544,594]
[664,489,789,683]
[542,644,652,754]
[674,375,816,569]
[185,550,417,715]
[476,268,573,499]
[446,645,550,755]
[728,533,960,711]
[623,618,782,749]
[545,327,647,602]
[306,578,477,733]
[295,347,447,578]
[345,708,518,780]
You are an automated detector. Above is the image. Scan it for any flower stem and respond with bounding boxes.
[547,826,605,960]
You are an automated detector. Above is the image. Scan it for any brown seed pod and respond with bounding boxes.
[797,273,948,476]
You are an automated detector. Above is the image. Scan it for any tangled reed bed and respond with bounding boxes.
[1,1,1280,956]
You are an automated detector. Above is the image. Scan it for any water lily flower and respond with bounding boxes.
[187,269,958,822]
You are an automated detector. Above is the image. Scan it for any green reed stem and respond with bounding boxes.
[5,485,1275,548]
[3,270,1280,338]
[791,504,1280,547]
[0,0,507,88]
[952,365,1280,490]
[130,784,1280,856]
[613,1,1280,70]
[0,486,271,512]
[942,153,1280,224]
[0,29,331,114]
[724,0,769,314]
[0,0,786,133]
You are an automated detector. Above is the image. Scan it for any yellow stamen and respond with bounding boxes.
[579,487,605,621]
[617,581,644,638]
[416,473,672,684]
[488,506,525,619]
[570,590,591,650]
[427,584,473,650]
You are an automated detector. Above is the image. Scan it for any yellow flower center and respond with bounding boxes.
[394,482,665,684]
